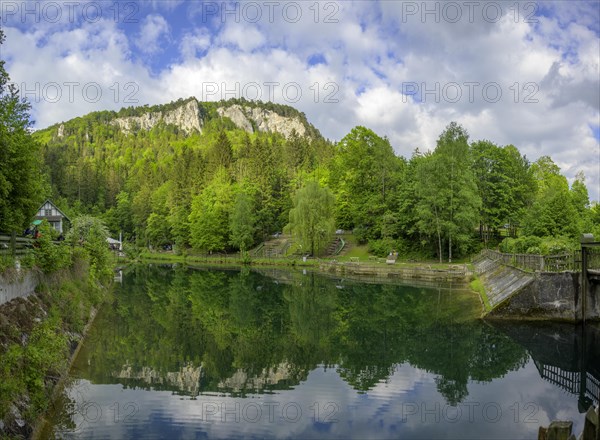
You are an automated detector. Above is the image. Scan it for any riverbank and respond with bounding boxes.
[0,260,110,438]
[138,251,474,283]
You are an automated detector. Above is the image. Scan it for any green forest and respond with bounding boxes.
[26,100,595,261]
[1,27,597,261]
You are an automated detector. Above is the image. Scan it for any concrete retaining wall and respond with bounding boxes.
[476,253,600,321]
[479,264,534,309]
[487,271,580,320]
[0,271,39,306]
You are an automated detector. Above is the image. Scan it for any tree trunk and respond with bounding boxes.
[435,207,442,264]
[449,233,452,263]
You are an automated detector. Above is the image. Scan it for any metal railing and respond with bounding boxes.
[478,249,579,272]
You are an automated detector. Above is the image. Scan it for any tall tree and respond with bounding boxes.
[229,190,256,252]
[189,169,233,252]
[471,141,534,241]
[329,126,403,239]
[288,181,335,256]
[523,157,578,237]
[415,123,481,262]
[0,30,46,232]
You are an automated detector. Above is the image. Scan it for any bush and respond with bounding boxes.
[66,216,113,284]
[32,221,70,273]
[368,238,397,257]
[499,235,576,255]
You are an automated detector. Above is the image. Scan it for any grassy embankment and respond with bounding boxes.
[0,233,113,438]
[470,277,491,313]
[138,234,475,272]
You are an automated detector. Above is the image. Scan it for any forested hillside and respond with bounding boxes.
[31,97,597,260]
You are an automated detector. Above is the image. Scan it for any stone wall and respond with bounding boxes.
[483,267,600,321]
[0,271,39,306]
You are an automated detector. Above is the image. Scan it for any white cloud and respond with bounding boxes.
[135,14,170,54]
[179,29,211,60]
[218,23,265,52]
[3,0,599,200]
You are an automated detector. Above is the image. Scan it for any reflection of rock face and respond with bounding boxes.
[115,363,202,396]
[112,99,203,135]
[216,105,307,138]
[218,362,292,392]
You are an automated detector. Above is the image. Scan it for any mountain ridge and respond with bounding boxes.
[43,97,323,141]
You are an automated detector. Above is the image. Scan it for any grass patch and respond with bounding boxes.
[470,277,491,312]
[335,245,370,260]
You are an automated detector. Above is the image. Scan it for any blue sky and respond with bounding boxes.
[1,0,599,199]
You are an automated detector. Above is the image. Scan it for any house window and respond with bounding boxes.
[45,209,52,216]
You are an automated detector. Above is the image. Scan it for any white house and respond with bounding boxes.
[34,200,70,234]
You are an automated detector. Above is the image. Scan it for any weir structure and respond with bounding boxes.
[474,235,600,322]
[580,234,600,323]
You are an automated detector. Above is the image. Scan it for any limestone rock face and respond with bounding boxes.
[116,363,202,396]
[112,99,202,135]
[108,98,309,139]
[217,105,307,138]
[217,362,292,392]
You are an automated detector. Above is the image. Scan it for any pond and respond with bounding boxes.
[41,265,600,439]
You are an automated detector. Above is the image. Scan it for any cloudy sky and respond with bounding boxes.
[2,1,599,199]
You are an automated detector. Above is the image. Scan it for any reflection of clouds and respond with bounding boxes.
[52,358,586,439]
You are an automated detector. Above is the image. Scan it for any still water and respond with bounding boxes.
[42,265,599,439]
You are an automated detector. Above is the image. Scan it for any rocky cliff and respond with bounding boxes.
[216,104,307,138]
[110,99,311,139]
[111,99,203,135]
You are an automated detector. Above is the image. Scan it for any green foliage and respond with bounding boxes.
[470,278,490,312]
[0,312,68,425]
[471,141,534,240]
[65,215,112,283]
[368,238,406,257]
[412,123,481,262]
[499,235,576,255]
[0,30,47,232]
[33,221,70,273]
[0,260,108,431]
[229,190,257,252]
[523,157,579,238]
[329,126,404,239]
[189,169,234,252]
[31,91,592,259]
[288,181,335,256]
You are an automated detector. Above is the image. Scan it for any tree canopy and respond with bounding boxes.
[24,81,594,258]
[0,29,47,232]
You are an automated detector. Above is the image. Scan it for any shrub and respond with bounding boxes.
[499,235,576,255]
[32,221,70,273]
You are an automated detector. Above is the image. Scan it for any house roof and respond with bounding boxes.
[36,199,70,222]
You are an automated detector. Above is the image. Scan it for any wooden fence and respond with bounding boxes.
[478,248,579,272]
[0,234,35,256]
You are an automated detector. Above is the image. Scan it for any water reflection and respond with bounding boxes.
[41,265,600,439]
[490,321,600,412]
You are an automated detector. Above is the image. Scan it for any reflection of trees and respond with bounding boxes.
[73,266,529,405]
